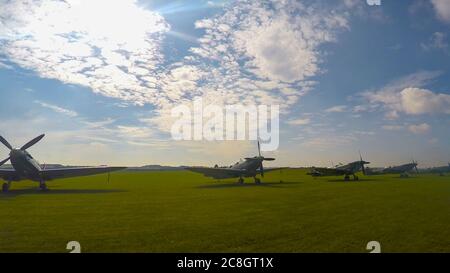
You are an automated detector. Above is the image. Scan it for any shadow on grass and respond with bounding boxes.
[325,178,380,182]
[0,188,125,199]
[197,181,303,189]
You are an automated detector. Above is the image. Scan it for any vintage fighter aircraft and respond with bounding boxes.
[307,153,370,181]
[365,160,419,177]
[186,141,283,184]
[425,163,450,176]
[0,134,126,192]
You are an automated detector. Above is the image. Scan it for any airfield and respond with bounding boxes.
[1,169,449,253]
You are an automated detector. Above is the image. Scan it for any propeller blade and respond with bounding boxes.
[411,159,419,173]
[20,134,45,150]
[0,157,10,167]
[359,151,366,175]
[257,141,261,157]
[263,158,275,161]
[260,162,264,177]
[0,136,13,150]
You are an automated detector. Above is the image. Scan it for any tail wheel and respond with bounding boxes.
[2,183,9,192]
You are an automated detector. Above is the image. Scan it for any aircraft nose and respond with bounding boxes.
[10,149,21,157]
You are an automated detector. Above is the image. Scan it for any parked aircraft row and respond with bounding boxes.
[308,158,420,181]
[0,134,448,192]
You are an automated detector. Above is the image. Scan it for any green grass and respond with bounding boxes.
[1,169,450,253]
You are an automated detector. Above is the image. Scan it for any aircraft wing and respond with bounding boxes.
[263,168,287,173]
[364,168,384,175]
[186,167,246,179]
[0,169,20,181]
[39,167,127,181]
[308,167,348,177]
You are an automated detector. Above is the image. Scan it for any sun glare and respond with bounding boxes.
[24,0,169,51]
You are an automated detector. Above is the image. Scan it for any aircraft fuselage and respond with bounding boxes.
[8,149,42,181]
[382,163,417,174]
[230,157,263,177]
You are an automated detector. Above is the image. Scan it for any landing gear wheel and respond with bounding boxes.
[254,178,261,184]
[344,175,350,181]
[238,178,244,184]
[2,182,9,192]
[40,182,48,191]
[354,176,359,181]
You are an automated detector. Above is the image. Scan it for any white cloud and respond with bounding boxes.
[301,135,357,149]
[170,0,348,121]
[408,123,431,134]
[34,100,78,117]
[400,87,450,115]
[81,118,116,129]
[137,0,349,135]
[382,125,404,131]
[421,32,449,52]
[360,71,450,118]
[207,1,226,8]
[325,105,347,113]
[431,0,450,23]
[287,118,310,126]
[343,0,360,8]
[229,2,347,83]
[0,61,13,70]
[1,0,350,139]
[116,125,153,139]
[0,0,170,106]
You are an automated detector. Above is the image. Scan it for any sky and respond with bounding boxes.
[0,0,449,168]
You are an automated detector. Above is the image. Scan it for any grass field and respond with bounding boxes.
[1,169,449,253]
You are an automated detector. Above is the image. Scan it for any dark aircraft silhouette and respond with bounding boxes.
[0,134,126,192]
[365,160,419,176]
[425,163,450,176]
[186,141,283,184]
[307,153,370,181]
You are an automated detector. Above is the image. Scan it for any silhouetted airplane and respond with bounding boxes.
[425,163,450,176]
[307,153,370,181]
[0,134,126,192]
[365,160,419,177]
[186,141,284,184]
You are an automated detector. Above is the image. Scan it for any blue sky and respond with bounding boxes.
[0,0,449,167]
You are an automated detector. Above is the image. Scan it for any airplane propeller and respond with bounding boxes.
[260,161,264,177]
[255,141,275,177]
[0,136,13,150]
[0,157,10,167]
[359,151,369,175]
[412,159,419,173]
[21,134,45,151]
[0,134,45,167]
